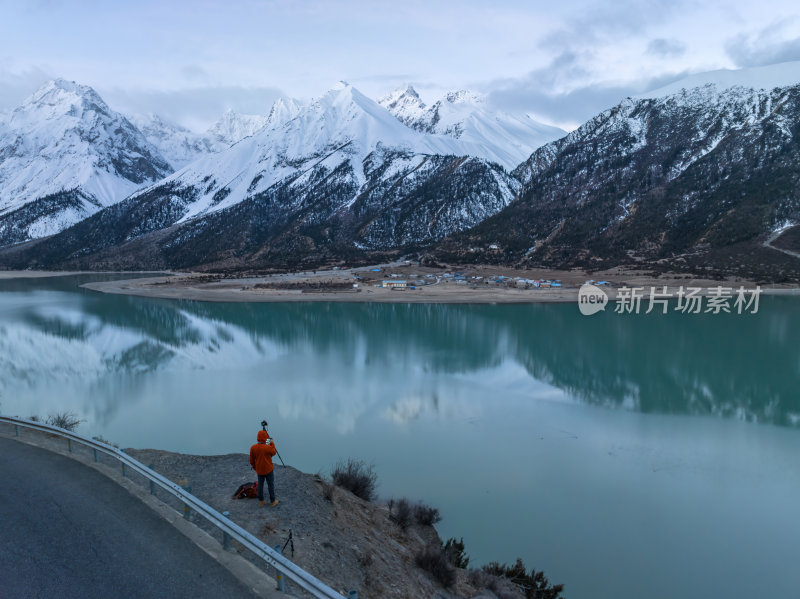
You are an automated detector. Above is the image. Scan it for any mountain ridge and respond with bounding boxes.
[378,85,565,169]
[0,81,521,270]
[3,66,800,280]
[436,79,800,281]
[0,79,173,244]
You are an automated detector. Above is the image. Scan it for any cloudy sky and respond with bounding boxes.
[1,0,800,130]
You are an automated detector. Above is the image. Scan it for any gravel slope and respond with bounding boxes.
[125,449,523,599]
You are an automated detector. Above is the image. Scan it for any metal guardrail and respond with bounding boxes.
[0,416,346,599]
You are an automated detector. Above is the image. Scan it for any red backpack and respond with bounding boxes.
[232,482,258,499]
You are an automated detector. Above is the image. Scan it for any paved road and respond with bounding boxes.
[0,437,261,599]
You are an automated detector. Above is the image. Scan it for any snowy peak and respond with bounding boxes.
[379,84,423,106]
[267,81,463,161]
[25,78,107,113]
[378,85,427,130]
[266,96,303,126]
[444,90,484,105]
[379,84,422,102]
[471,79,800,279]
[315,81,376,112]
[206,109,269,146]
[128,113,214,170]
[149,81,513,226]
[10,78,114,131]
[0,79,173,243]
[330,80,350,92]
[132,98,303,170]
[380,86,566,168]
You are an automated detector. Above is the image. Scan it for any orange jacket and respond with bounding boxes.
[249,430,277,475]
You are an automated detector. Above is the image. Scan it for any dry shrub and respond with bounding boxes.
[45,411,85,431]
[331,458,377,501]
[389,498,413,530]
[415,545,456,588]
[413,502,442,526]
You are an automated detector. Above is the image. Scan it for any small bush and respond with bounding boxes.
[483,558,564,599]
[331,458,377,501]
[390,497,413,530]
[45,411,85,431]
[92,435,119,448]
[416,545,456,588]
[444,537,469,568]
[414,502,442,526]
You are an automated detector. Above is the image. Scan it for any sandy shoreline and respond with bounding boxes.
[82,266,800,304]
[82,275,582,303]
[2,267,797,303]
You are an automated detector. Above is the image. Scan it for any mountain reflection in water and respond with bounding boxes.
[1,274,798,428]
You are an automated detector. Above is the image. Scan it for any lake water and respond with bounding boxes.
[1,275,799,599]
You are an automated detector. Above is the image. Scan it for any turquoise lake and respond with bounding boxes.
[1,274,799,599]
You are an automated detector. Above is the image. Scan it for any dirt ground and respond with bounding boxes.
[75,262,793,304]
[124,449,523,599]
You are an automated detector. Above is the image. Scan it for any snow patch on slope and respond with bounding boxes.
[206,109,269,147]
[379,85,566,169]
[128,113,215,170]
[160,82,502,223]
[0,79,172,220]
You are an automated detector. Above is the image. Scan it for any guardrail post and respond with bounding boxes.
[93,448,98,462]
[149,465,156,494]
[348,591,358,599]
[15,425,20,437]
[222,512,231,549]
[274,545,286,592]
[68,439,72,453]
[183,485,192,520]
[121,463,126,477]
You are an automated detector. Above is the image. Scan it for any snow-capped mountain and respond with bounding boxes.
[379,85,565,169]
[152,81,506,223]
[8,66,800,278]
[8,82,519,270]
[439,69,800,279]
[130,97,305,170]
[0,79,172,245]
[127,113,215,170]
[205,108,270,147]
[378,85,428,127]
[264,96,304,128]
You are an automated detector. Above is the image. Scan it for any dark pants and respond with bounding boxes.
[257,471,275,502]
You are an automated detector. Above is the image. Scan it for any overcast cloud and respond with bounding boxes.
[725,21,800,67]
[1,0,799,130]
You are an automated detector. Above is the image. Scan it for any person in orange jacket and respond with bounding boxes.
[249,429,278,506]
